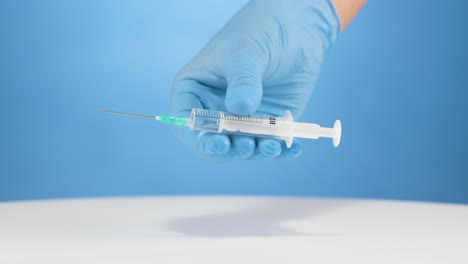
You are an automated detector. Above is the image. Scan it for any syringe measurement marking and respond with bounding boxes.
[195,109,263,123]
[223,114,263,123]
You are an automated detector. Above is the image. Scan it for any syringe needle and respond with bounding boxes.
[98,109,156,120]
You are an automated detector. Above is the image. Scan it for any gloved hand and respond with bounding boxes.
[171,0,340,160]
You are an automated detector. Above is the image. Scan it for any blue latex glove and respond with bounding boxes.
[171,0,340,160]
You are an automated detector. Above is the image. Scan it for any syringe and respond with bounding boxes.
[99,108,341,148]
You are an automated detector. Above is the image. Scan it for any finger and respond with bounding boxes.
[280,139,303,159]
[171,126,231,159]
[227,135,256,160]
[249,138,282,160]
[171,79,205,117]
[196,132,231,156]
[223,48,265,115]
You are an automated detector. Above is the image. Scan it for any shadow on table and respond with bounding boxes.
[165,198,351,238]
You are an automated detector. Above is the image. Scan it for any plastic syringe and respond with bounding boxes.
[99,108,341,148]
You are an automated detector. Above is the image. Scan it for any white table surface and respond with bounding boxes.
[0,196,467,263]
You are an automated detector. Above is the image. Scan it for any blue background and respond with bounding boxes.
[1,0,467,203]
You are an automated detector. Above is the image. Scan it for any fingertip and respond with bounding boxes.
[230,136,256,159]
[225,86,261,115]
[171,126,199,148]
[198,133,231,155]
[252,139,282,160]
[282,139,303,159]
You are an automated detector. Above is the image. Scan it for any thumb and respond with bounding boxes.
[224,49,265,115]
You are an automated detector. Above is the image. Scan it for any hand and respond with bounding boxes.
[171,0,340,160]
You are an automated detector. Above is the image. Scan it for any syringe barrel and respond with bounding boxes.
[189,108,292,137]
